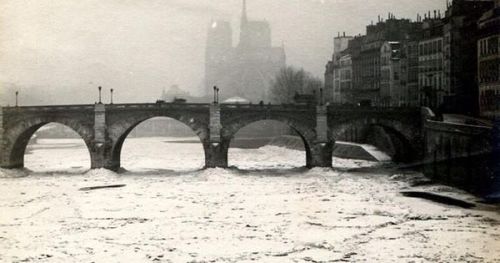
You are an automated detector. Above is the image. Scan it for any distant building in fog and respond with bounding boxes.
[205,0,286,103]
[161,85,190,102]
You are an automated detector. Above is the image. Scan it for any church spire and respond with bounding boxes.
[241,0,248,25]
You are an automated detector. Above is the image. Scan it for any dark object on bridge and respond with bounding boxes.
[79,184,126,191]
[358,100,372,107]
[400,191,475,209]
[293,92,316,105]
[172,97,187,104]
[155,100,166,104]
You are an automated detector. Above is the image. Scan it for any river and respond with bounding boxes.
[0,138,499,262]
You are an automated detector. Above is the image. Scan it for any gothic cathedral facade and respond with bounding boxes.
[205,0,286,103]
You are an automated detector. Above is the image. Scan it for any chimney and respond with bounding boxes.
[343,32,346,37]
[434,10,437,19]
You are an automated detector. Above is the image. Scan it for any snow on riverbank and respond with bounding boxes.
[1,138,499,262]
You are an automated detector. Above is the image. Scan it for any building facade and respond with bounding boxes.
[418,18,446,110]
[330,33,353,104]
[380,41,404,106]
[477,0,500,118]
[442,0,495,114]
[205,0,286,103]
[338,54,353,104]
[325,0,497,115]
[349,16,420,106]
[403,39,421,106]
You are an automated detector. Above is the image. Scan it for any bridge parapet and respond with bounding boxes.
[425,120,493,158]
[106,103,211,111]
[2,105,95,112]
[221,103,314,111]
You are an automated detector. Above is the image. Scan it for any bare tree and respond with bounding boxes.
[270,66,322,103]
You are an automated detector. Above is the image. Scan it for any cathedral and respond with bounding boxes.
[205,0,286,103]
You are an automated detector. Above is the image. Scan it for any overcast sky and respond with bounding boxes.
[0,0,446,101]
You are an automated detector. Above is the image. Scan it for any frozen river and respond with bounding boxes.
[1,138,499,262]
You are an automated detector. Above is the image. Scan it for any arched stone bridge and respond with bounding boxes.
[0,103,426,171]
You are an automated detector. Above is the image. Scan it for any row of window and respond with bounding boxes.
[479,88,500,112]
[478,59,500,83]
[418,74,445,91]
[478,36,499,57]
[419,39,443,56]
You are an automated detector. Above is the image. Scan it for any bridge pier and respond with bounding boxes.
[90,104,111,170]
[307,106,333,168]
[205,104,228,168]
[308,142,334,168]
[205,142,229,168]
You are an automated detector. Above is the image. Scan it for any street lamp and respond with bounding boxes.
[319,88,324,106]
[110,88,114,104]
[15,91,18,107]
[98,86,102,104]
[216,87,220,104]
[213,86,217,104]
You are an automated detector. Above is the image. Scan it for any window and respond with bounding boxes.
[488,37,499,55]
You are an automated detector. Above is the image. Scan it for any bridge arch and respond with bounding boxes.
[2,118,93,169]
[329,117,421,162]
[221,113,318,167]
[106,113,209,170]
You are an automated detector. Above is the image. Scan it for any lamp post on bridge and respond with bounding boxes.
[213,86,217,104]
[110,88,114,104]
[319,88,324,106]
[213,86,220,104]
[15,91,18,107]
[216,87,220,104]
[98,86,102,104]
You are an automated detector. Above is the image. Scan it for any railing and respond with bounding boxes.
[425,119,492,135]
[3,104,95,111]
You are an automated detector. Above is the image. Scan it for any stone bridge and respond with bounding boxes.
[0,103,425,171]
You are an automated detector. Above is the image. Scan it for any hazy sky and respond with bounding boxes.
[0,0,446,101]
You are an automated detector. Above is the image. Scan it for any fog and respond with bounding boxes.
[0,0,445,105]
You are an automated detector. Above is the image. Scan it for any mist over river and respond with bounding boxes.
[1,138,499,262]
